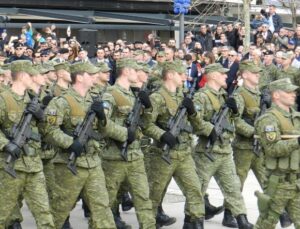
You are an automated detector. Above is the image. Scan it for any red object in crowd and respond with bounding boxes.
[196,62,207,88]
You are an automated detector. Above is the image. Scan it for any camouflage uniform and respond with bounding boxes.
[0,60,55,229]
[44,62,115,229]
[254,78,300,229]
[100,81,156,228]
[232,61,267,190]
[259,63,280,89]
[192,64,247,217]
[142,62,205,223]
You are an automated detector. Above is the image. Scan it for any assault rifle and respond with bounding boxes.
[161,80,197,165]
[67,89,106,175]
[253,88,270,157]
[204,84,238,162]
[4,91,41,178]
[121,84,148,161]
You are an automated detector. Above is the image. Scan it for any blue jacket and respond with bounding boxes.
[267,13,283,32]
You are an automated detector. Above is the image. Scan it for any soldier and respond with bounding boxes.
[43,62,116,229]
[0,67,7,92]
[52,62,72,96]
[260,50,280,89]
[278,52,300,85]
[143,61,206,228]
[232,60,268,192]
[192,63,253,229]
[254,78,300,229]
[0,60,55,229]
[100,58,156,228]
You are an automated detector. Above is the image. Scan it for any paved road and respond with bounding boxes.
[21,171,295,228]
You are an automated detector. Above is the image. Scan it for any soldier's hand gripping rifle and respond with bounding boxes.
[121,84,149,161]
[161,80,197,165]
[253,88,271,156]
[4,92,41,178]
[67,92,106,175]
[204,85,239,162]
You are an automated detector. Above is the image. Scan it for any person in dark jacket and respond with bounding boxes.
[196,24,213,52]
[261,5,283,33]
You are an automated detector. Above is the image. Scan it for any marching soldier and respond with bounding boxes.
[254,78,300,229]
[0,60,55,229]
[43,62,116,229]
[192,63,253,229]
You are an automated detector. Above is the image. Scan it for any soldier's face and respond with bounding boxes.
[244,71,260,86]
[277,90,296,107]
[216,72,227,88]
[98,72,110,83]
[47,71,57,82]
[137,70,148,84]
[84,73,95,88]
[128,68,138,84]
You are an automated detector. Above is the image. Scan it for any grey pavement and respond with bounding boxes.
[21,171,295,228]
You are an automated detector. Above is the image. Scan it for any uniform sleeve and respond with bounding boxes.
[191,92,214,136]
[255,114,299,158]
[233,93,255,138]
[43,97,73,149]
[142,92,165,141]
[0,97,9,150]
[99,92,127,142]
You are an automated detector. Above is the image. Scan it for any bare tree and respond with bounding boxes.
[243,0,251,50]
[278,0,298,29]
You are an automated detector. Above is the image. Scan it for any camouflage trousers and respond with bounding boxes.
[51,164,116,229]
[0,169,55,229]
[193,152,247,216]
[148,153,205,220]
[102,158,156,229]
[255,180,300,229]
[233,148,267,190]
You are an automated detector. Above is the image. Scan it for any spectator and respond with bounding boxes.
[144,50,157,68]
[251,14,269,29]
[197,51,215,88]
[218,46,230,66]
[184,53,198,89]
[183,35,194,53]
[168,39,176,48]
[272,28,289,50]
[265,5,283,33]
[225,50,239,93]
[164,47,175,62]
[6,43,31,63]
[294,26,300,48]
[176,48,186,60]
[196,24,213,51]
[255,34,265,48]
[260,24,273,43]
[225,23,238,50]
[292,46,300,69]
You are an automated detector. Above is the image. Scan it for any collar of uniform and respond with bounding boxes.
[243,85,261,95]
[115,83,134,96]
[68,87,90,103]
[204,84,226,96]
[271,104,293,118]
[162,85,177,97]
[9,88,31,102]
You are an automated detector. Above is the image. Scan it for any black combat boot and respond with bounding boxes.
[82,199,91,218]
[121,192,133,212]
[204,194,224,220]
[113,208,131,229]
[7,221,22,229]
[236,214,253,229]
[156,205,176,227]
[183,215,204,229]
[192,218,204,229]
[61,216,73,229]
[222,209,238,228]
[279,211,292,228]
[183,215,193,229]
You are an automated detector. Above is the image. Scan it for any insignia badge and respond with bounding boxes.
[47,116,57,125]
[265,132,277,142]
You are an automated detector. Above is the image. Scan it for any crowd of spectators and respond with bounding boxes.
[0,4,299,90]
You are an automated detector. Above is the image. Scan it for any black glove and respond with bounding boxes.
[42,95,54,106]
[182,97,196,116]
[261,91,272,109]
[27,102,44,121]
[127,126,136,144]
[4,142,21,159]
[67,139,84,157]
[91,101,106,121]
[225,97,238,114]
[160,132,177,149]
[208,128,218,144]
[138,90,152,109]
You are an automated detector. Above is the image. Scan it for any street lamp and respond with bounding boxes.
[173,0,191,44]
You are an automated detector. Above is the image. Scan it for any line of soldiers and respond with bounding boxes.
[0,54,299,229]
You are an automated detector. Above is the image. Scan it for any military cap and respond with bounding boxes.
[10,60,39,75]
[116,58,140,70]
[54,62,71,72]
[269,78,298,92]
[42,62,55,72]
[34,64,49,74]
[95,62,111,72]
[239,60,263,73]
[157,51,165,57]
[1,63,10,71]
[205,63,229,74]
[133,50,144,56]
[163,61,185,74]
[281,52,293,60]
[70,62,100,74]
[136,62,151,73]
